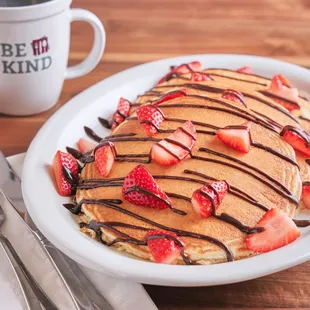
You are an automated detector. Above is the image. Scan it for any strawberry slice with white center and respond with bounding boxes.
[280,126,310,156]
[136,105,165,136]
[151,121,197,166]
[222,89,247,107]
[236,66,253,74]
[94,142,116,177]
[154,89,188,105]
[122,165,172,210]
[191,181,228,218]
[265,75,299,111]
[52,150,79,196]
[77,138,96,153]
[302,183,310,209]
[191,72,212,82]
[157,61,202,84]
[246,208,301,253]
[111,97,131,130]
[147,230,184,264]
[216,121,252,153]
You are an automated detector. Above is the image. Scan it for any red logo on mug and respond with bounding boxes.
[32,36,49,56]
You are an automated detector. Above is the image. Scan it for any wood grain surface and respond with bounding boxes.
[1,0,310,309]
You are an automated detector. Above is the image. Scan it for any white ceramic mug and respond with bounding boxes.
[0,0,105,115]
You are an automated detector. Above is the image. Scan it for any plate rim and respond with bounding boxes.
[22,54,310,286]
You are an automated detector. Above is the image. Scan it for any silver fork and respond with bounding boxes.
[0,203,59,310]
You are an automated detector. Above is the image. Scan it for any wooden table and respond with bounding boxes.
[1,0,310,309]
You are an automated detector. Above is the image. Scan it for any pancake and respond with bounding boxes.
[135,71,310,189]
[75,76,302,265]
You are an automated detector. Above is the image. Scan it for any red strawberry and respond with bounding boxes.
[281,127,310,156]
[111,97,131,130]
[77,138,96,153]
[94,142,116,177]
[191,181,228,218]
[157,61,202,84]
[52,151,79,196]
[222,89,246,107]
[191,72,212,82]
[236,66,253,74]
[147,230,183,264]
[270,74,291,88]
[302,184,310,209]
[136,105,165,136]
[266,75,299,111]
[154,89,188,105]
[216,121,252,153]
[122,165,171,209]
[246,208,301,253]
[151,121,197,166]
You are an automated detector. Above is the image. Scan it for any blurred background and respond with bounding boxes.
[2,0,310,155]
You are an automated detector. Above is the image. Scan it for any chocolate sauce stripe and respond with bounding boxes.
[259,91,300,108]
[193,153,298,205]
[93,117,298,168]
[205,70,308,101]
[280,125,310,147]
[183,170,269,211]
[79,173,269,211]
[152,83,298,124]
[158,103,277,133]
[198,147,295,198]
[79,199,234,261]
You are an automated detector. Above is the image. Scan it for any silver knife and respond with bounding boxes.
[0,152,114,310]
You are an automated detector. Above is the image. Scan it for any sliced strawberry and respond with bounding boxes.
[157,61,202,84]
[147,230,183,264]
[281,126,310,156]
[77,138,96,153]
[222,89,246,107]
[136,105,165,136]
[52,150,79,196]
[154,89,188,105]
[302,184,310,209]
[122,165,171,209]
[191,72,212,82]
[191,181,228,218]
[236,66,253,74]
[111,97,131,130]
[151,121,197,166]
[216,121,252,153]
[246,208,301,253]
[270,74,291,88]
[265,75,299,111]
[94,142,116,177]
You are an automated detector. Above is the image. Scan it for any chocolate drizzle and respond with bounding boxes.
[84,126,103,143]
[280,125,310,148]
[293,219,310,227]
[152,83,299,124]
[73,199,234,262]
[260,91,300,110]
[98,117,112,129]
[197,148,298,204]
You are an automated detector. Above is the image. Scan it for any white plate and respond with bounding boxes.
[22,54,310,287]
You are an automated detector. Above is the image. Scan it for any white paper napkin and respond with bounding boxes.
[0,153,158,310]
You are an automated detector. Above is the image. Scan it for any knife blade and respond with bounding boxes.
[0,152,114,310]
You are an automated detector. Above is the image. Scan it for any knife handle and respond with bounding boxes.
[0,232,58,310]
[32,230,114,310]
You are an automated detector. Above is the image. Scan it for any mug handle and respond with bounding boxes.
[65,8,106,79]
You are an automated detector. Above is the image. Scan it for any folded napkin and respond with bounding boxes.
[0,153,158,310]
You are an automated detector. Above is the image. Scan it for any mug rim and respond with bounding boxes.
[0,0,72,22]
